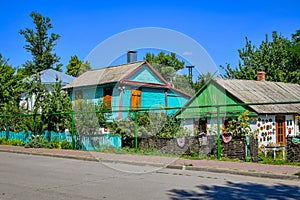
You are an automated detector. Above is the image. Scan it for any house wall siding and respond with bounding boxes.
[178,83,248,119]
[167,89,189,115]
[249,114,297,148]
[141,88,166,109]
[68,83,189,120]
[127,65,164,85]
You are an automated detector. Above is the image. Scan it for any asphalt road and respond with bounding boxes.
[0,152,299,200]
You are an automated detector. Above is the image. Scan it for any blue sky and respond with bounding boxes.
[0,0,299,75]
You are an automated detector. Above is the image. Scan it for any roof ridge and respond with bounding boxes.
[214,78,300,86]
[88,60,145,72]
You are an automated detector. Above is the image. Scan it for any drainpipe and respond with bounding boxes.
[5,116,9,140]
[217,106,221,159]
[165,89,168,115]
[118,86,125,119]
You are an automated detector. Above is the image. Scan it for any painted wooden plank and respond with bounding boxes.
[167,89,189,114]
[178,83,249,119]
[127,65,165,85]
[141,88,165,109]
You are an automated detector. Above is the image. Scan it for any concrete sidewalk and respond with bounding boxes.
[0,145,300,180]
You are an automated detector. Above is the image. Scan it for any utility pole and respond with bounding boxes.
[186,65,195,82]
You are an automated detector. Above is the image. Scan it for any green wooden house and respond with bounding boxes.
[176,77,300,148]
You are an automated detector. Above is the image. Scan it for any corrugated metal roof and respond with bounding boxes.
[214,78,300,114]
[63,61,145,89]
[36,69,75,86]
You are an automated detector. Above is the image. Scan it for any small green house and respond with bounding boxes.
[176,77,300,148]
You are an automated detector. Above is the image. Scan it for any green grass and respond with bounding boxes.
[98,146,177,157]
[294,172,300,176]
[257,151,300,166]
[2,137,300,167]
[0,137,25,146]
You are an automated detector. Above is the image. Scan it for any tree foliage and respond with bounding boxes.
[73,99,111,135]
[144,52,194,94]
[0,54,41,133]
[221,30,300,84]
[35,80,72,132]
[173,75,195,95]
[191,72,214,92]
[145,52,184,72]
[224,110,252,138]
[20,11,62,76]
[108,112,188,147]
[145,52,184,82]
[66,55,91,77]
[0,54,21,114]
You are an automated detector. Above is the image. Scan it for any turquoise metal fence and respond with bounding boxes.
[0,130,122,150]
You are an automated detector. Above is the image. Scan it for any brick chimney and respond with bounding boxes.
[257,71,266,81]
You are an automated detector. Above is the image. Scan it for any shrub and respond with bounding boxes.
[9,139,25,146]
[60,140,72,149]
[46,137,60,149]
[25,135,48,148]
[0,137,8,145]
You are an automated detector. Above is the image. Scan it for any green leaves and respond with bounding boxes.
[221,30,300,84]
[35,80,72,132]
[145,52,185,80]
[191,72,214,93]
[73,99,111,135]
[0,54,22,115]
[20,11,62,76]
[144,51,196,94]
[66,55,91,77]
[225,110,251,137]
[145,52,184,72]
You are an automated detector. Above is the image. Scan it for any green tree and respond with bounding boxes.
[73,99,111,135]
[144,52,194,94]
[0,54,29,133]
[66,55,91,77]
[173,75,195,95]
[292,29,300,44]
[192,72,214,92]
[20,11,62,76]
[0,54,21,114]
[221,31,300,84]
[145,52,184,76]
[35,80,72,132]
[289,29,300,83]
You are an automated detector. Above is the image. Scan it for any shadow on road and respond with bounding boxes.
[168,181,300,200]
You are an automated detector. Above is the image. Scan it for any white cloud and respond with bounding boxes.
[182,51,193,56]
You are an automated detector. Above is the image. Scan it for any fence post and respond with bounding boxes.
[5,116,9,140]
[71,112,75,149]
[134,111,138,152]
[217,106,221,159]
[33,114,36,136]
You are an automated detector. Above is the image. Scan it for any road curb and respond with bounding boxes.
[0,148,99,162]
[177,165,300,181]
[1,148,299,181]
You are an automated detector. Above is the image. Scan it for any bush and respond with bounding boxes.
[0,137,24,146]
[25,135,48,148]
[46,137,60,149]
[9,139,25,146]
[0,137,8,145]
[60,140,72,149]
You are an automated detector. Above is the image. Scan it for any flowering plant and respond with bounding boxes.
[225,110,252,137]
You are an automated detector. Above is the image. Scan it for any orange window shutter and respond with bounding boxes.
[104,87,113,110]
[131,90,141,109]
[104,95,112,109]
